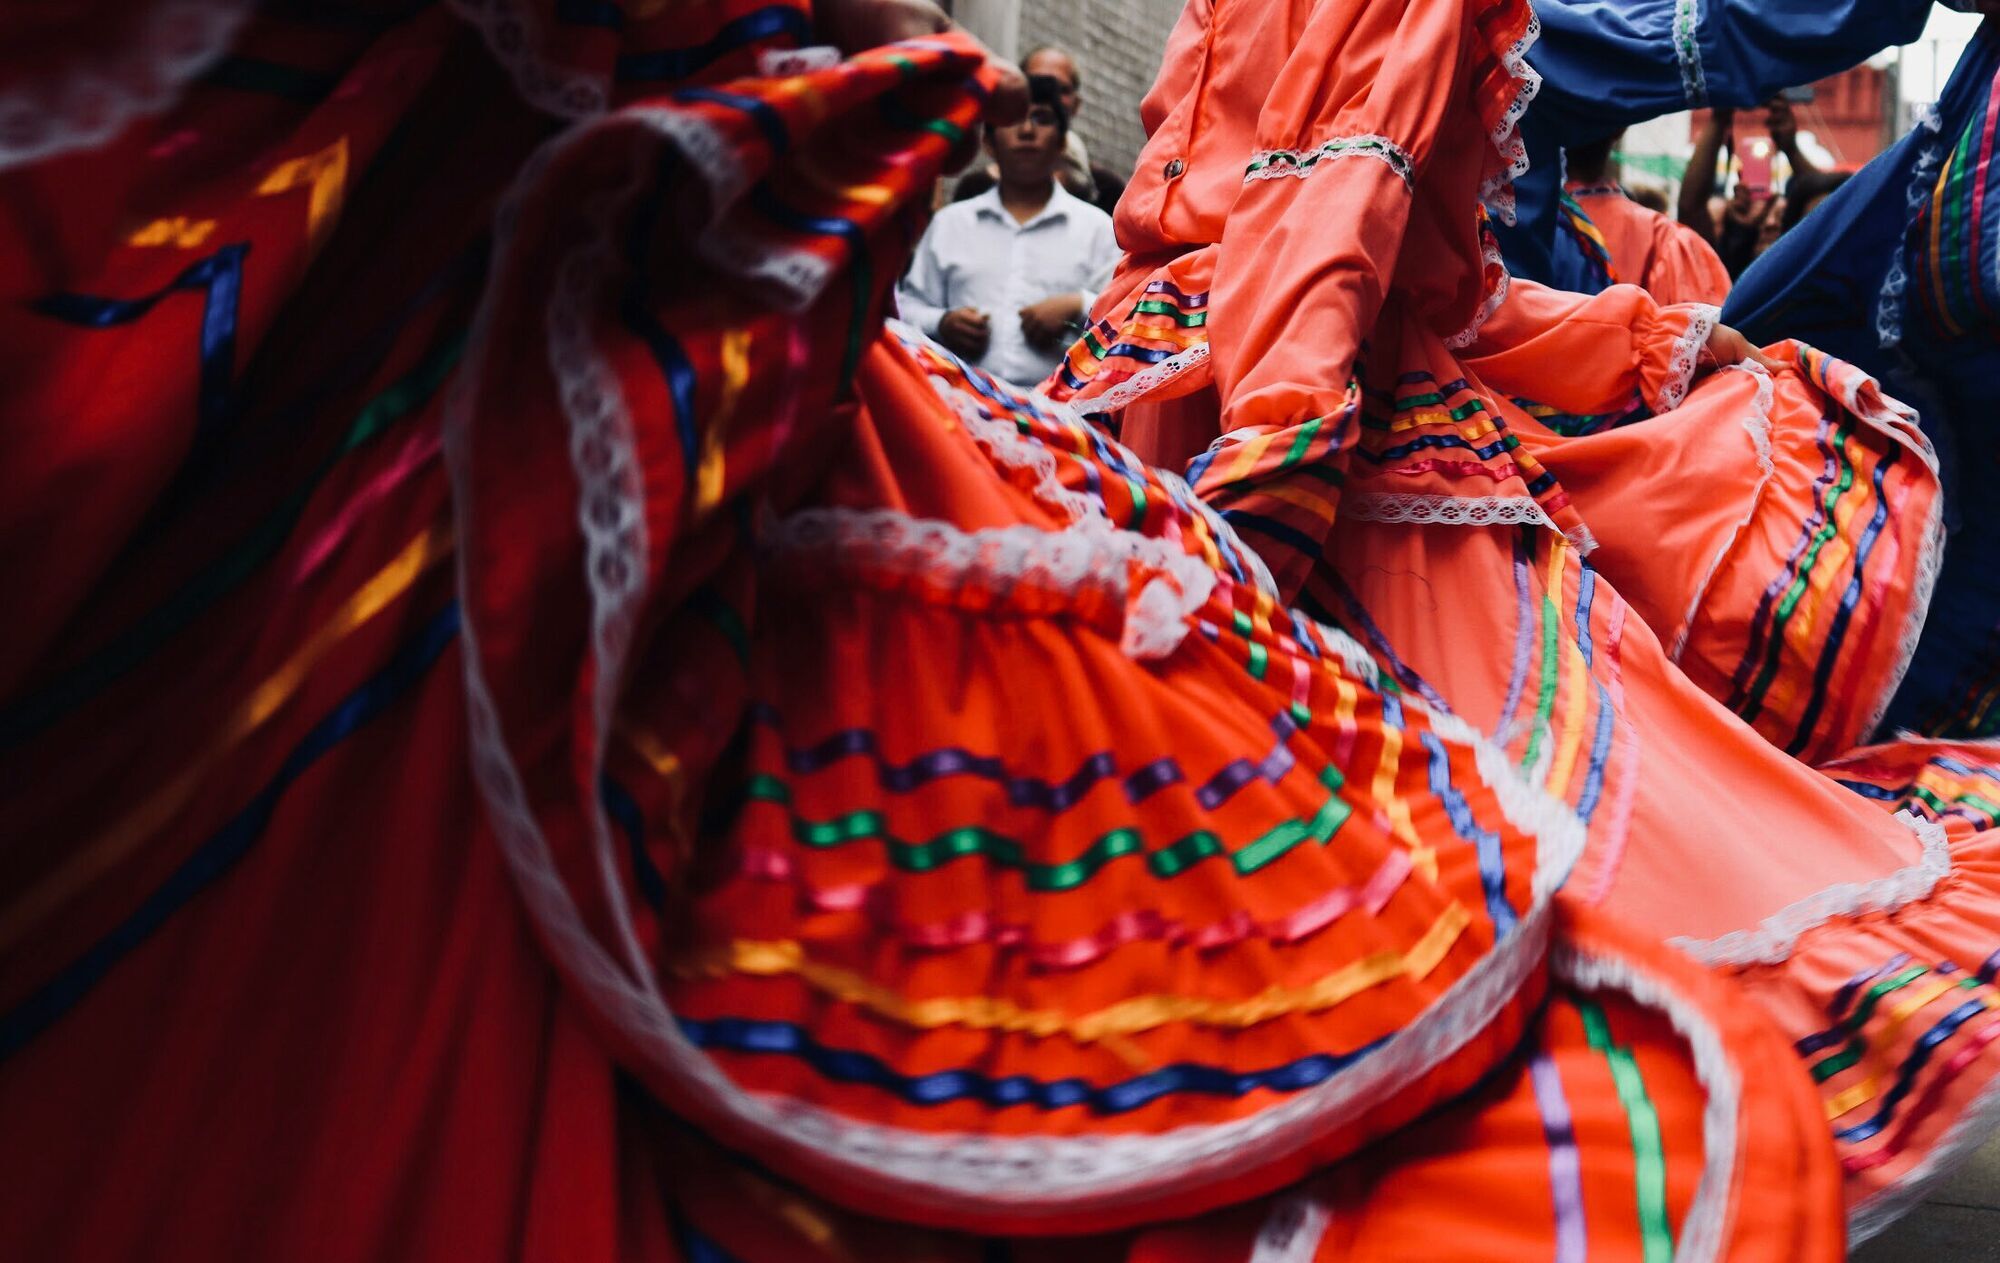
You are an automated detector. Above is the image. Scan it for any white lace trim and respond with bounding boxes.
[764,506,1217,660]
[446,107,704,1072]
[1654,303,1720,413]
[1668,812,1951,967]
[1669,363,1774,662]
[446,0,611,119]
[1444,233,1510,349]
[1343,492,1600,556]
[544,132,661,993]
[894,320,1277,603]
[1672,0,1710,107]
[757,45,841,77]
[1553,945,1739,1263]
[1068,342,1213,420]
[0,0,256,172]
[1245,133,1414,188]
[923,379,1108,527]
[628,100,843,313]
[1878,106,1946,349]
[1477,9,1543,226]
[1248,1193,1334,1263]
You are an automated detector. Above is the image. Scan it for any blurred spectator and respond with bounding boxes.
[1681,98,1835,276]
[1629,186,1669,213]
[1565,131,1731,305]
[899,76,1118,390]
[1679,108,1736,244]
[1718,181,1772,275]
[1753,195,1789,258]
[1781,168,1851,234]
[952,45,1126,215]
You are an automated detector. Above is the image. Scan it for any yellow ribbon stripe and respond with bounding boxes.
[695,328,752,514]
[257,136,350,249]
[677,904,1471,1050]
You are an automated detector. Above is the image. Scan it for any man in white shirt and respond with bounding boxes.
[898,76,1119,391]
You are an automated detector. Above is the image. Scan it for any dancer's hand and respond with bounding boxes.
[1020,294,1084,350]
[1765,98,1798,153]
[1701,323,1780,373]
[938,307,992,359]
[815,0,1029,150]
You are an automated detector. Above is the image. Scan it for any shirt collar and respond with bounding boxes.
[971,179,1073,228]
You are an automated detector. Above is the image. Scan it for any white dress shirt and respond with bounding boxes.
[898,181,1119,390]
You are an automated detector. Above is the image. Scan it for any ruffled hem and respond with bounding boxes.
[1045,257,1216,416]
[1444,211,1512,349]
[640,335,1591,1233]
[445,43,1609,1234]
[1470,0,1542,227]
[661,907,1846,1262]
[1658,342,1942,762]
[1685,743,2000,1217]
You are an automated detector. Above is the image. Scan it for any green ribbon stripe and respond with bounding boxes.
[1281,416,1325,469]
[1809,964,1933,1081]
[1814,974,1982,1083]
[1937,135,1970,328]
[1577,996,1674,1263]
[1364,397,1490,430]
[1131,299,1208,328]
[689,586,751,666]
[1911,783,2000,825]
[1741,420,1859,717]
[1521,583,1561,772]
[745,764,1351,888]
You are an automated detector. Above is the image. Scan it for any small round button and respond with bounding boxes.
[1164,157,1186,179]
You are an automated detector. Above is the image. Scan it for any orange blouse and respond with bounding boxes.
[1569,185,1732,307]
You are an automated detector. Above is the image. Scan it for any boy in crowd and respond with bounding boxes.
[899,75,1119,390]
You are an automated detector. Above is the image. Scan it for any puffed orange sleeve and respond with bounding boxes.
[1459,277,1721,418]
[1646,220,1733,308]
[1206,0,1468,435]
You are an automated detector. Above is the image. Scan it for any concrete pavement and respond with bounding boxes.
[1853,1136,2000,1261]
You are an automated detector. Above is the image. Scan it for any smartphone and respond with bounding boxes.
[1738,146,1773,195]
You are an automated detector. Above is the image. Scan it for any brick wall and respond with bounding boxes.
[1016,0,1183,181]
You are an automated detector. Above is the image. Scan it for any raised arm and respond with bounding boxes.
[1679,109,1732,243]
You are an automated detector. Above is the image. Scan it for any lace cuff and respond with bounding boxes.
[1245,133,1415,188]
[1641,302,1720,413]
